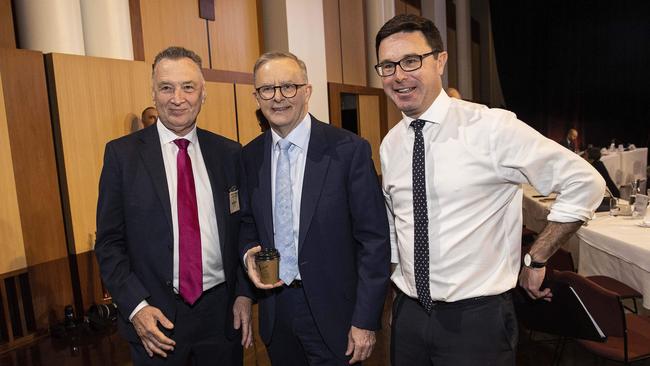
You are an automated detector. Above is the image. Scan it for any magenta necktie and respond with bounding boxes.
[174,138,202,305]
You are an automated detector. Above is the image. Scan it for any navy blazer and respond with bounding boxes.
[95,125,252,342]
[239,116,390,356]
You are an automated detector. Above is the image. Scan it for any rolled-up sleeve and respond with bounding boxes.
[490,111,606,223]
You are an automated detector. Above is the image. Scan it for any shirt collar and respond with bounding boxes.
[401,89,451,127]
[156,119,199,146]
[271,113,312,151]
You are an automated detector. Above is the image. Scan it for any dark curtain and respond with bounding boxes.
[490,0,650,150]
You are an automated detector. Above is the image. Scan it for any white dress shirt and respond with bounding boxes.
[270,114,311,280]
[130,120,224,319]
[380,90,605,302]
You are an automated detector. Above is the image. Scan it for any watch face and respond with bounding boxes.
[524,253,532,266]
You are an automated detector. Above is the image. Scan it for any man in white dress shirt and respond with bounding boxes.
[375,14,605,365]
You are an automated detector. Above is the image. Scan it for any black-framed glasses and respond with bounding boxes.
[374,50,440,77]
[255,83,307,100]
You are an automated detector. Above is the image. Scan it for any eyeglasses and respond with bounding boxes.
[374,50,439,77]
[255,83,306,100]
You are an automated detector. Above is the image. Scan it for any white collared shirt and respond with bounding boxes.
[269,114,311,280]
[130,120,224,319]
[380,90,605,302]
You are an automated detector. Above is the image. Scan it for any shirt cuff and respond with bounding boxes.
[129,300,149,321]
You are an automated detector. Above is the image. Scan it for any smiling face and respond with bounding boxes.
[254,58,311,137]
[378,31,447,119]
[152,57,206,136]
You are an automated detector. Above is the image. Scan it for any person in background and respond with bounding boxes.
[446,87,461,99]
[586,147,620,197]
[95,46,253,365]
[239,51,390,365]
[141,106,158,128]
[561,128,579,152]
[375,14,605,365]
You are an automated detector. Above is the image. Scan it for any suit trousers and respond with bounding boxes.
[266,286,354,366]
[391,291,518,366]
[129,283,242,366]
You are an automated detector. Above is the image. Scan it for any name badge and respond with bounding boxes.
[229,187,240,214]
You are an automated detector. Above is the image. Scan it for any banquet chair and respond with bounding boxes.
[554,270,650,365]
[547,248,642,313]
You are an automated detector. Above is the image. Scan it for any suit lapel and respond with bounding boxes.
[259,132,274,246]
[197,128,227,255]
[298,119,330,253]
[138,127,173,232]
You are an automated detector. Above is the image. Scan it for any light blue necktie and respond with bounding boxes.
[274,139,298,284]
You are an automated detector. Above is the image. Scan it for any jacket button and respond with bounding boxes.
[165,280,172,287]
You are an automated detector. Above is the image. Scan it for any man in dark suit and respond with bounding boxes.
[586,147,620,197]
[561,128,579,152]
[239,51,390,365]
[95,46,253,365]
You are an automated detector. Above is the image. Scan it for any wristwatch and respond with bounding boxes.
[523,253,546,269]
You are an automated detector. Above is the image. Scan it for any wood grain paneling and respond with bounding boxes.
[0,0,15,48]
[358,95,381,172]
[76,251,107,310]
[139,0,210,66]
[27,257,74,329]
[339,0,367,86]
[128,0,145,61]
[47,53,151,254]
[235,84,263,145]
[197,82,238,141]
[0,49,67,267]
[386,99,402,131]
[0,73,26,274]
[323,0,342,83]
[209,0,260,73]
[328,82,388,138]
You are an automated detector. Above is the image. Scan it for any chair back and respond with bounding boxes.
[553,270,625,337]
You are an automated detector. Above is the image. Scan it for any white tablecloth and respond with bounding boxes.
[600,147,647,187]
[577,213,650,309]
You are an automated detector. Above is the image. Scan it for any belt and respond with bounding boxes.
[286,280,303,288]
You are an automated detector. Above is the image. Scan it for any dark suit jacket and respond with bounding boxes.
[239,116,390,357]
[592,159,620,198]
[561,138,577,152]
[95,125,252,343]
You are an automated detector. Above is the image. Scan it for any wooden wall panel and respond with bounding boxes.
[209,0,260,73]
[358,95,381,172]
[139,0,210,65]
[0,73,26,274]
[27,258,74,329]
[197,82,238,141]
[0,0,15,48]
[323,0,343,83]
[339,0,367,86]
[76,251,106,310]
[48,53,151,254]
[0,49,67,267]
[386,99,402,131]
[235,84,263,145]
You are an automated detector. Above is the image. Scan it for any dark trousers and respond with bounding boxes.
[129,283,242,366]
[266,286,352,366]
[391,291,518,366]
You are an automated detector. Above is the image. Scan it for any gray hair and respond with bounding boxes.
[152,46,202,76]
[253,51,308,84]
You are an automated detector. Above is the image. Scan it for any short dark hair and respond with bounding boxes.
[587,147,601,161]
[152,46,202,74]
[375,14,444,59]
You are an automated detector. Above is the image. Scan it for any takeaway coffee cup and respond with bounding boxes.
[255,248,280,285]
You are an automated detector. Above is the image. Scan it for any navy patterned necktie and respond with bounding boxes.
[411,119,433,313]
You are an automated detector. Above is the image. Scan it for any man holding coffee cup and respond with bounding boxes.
[239,51,390,365]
